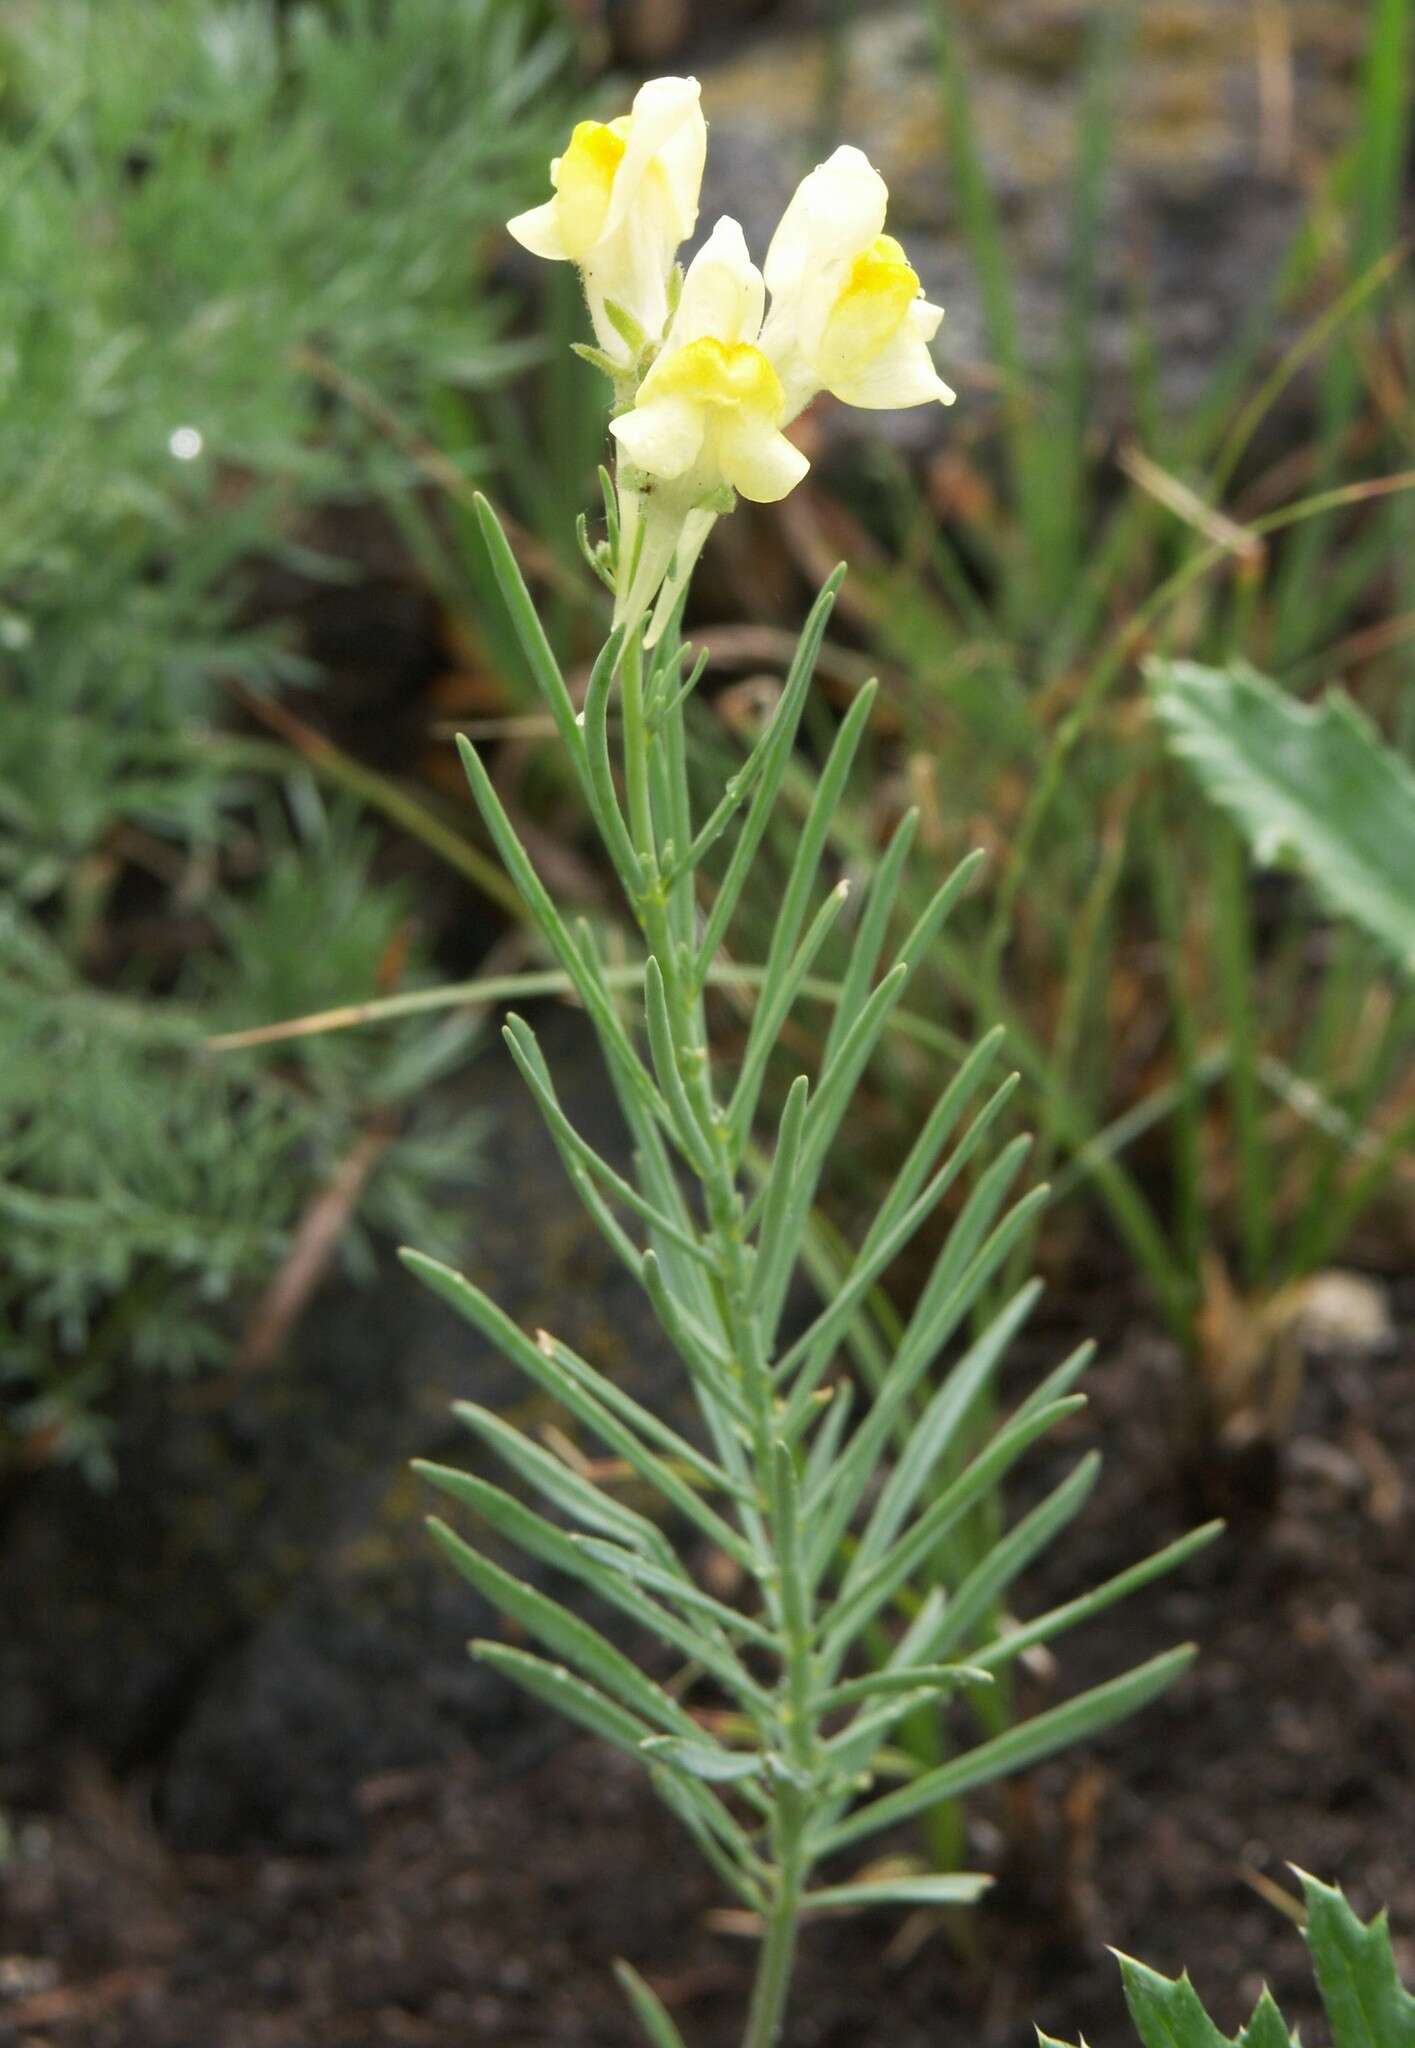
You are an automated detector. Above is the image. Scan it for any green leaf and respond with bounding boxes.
[821,1644,1195,1854]
[571,1536,774,1648]
[1050,1876,1415,2048]
[641,1735,764,1784]
[1300,1869,1415,2048]
[821,1396,1088,1665]
[427,1518,700,1739]
[448,1395,670,1560]
[471,494,590,792]
[802,1872,993,1912]
[968,1521,1224,1677]
[1146,657,1415,973]
[692,571,845,978]
[820,1665,993,1715]
[1115,1956,1233,2048]
[470,1641,654,1759]
[614,1960,691,2048]
[415,1465,768,1714]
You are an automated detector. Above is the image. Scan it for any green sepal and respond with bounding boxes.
[602,297,647,357]
[571,340,625,380]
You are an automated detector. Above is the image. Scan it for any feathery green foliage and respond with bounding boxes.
[0,0,572,1474]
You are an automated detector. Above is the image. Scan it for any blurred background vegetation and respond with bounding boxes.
[5,0,1407,1488]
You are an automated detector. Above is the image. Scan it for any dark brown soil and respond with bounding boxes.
[4,1276,1411,2048]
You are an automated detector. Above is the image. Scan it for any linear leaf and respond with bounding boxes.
[694,571,845,975]
[416,1465,767,1713]
[820,1665,993,1715]
[917,1453,1102,1665]
[850,1279,1044,1578]
[501,1013,710,1267]
[471,1641,653,1758]
[614,1961,692,2048]
[802,1872,993,1912]
[821,1397,1086,1665]
[967,1520,1224,1676]
[451,1397,671,1560]
[821,806,920,1066]
[641,1735,764,1783]
[572,1536,775,1649]
[428,1519,700,1738]
[472,493,591,790]
[820,1645,1195,1853]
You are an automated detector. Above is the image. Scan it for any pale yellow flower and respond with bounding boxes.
[610,217,808,505]
[759,145,954,420]
[507,76,706,364]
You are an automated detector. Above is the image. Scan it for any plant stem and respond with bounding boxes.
[742,1797,808,2048]
[620,620,820,2044]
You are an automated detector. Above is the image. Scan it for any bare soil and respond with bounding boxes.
[4,1271,1411,2048]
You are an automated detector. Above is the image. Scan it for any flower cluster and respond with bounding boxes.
[509,75,954,633]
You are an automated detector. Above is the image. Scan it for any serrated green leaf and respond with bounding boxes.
[1050,1877,1414,2048]
[1116,1955,1232,2048]
[1146,657,1415,973]
[1300,1869,1415,2048]
[1238,1991,1298,2048]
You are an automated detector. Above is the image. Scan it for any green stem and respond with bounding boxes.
[742,1800,808,2048]
[627,619,818,2043]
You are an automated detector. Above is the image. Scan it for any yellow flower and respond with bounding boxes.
[507,77,706,364]
[759,146,954,418]
[608,218,810,639]
[610,218,808,505]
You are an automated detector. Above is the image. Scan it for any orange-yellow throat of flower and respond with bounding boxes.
[822,233,920,368]
[650,337,785,419]
[553,118,629,257]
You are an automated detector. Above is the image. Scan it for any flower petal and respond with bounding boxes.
[666,216,765,352]
[826,302,955,409]
[604,76,705,243]
[610,395,706,479]
[712,415,810,503]
[763,145,888,303]
[506,198,570,262]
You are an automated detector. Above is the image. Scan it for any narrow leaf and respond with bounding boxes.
[641,1735,765,1783]
[614,1961,692,2048]
[820,1645,1195,1853]
[428,1519,699,1738]
[802,1872,993,1912]
[471,1641,652,1758]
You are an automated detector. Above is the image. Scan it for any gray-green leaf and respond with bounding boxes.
[1146,657,1415,973]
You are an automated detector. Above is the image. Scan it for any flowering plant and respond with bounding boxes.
[414,77,1212,2047]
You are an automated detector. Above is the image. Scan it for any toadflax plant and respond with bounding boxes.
[409,75,1216,2047]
